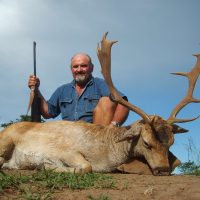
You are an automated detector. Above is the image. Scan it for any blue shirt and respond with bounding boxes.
[48,77,121,122]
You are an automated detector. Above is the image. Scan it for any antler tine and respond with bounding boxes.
[167,54,200,124]
[97,32,151,124]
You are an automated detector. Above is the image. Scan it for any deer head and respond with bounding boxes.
[97,32,200,175]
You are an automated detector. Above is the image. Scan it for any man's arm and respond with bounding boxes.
[111,103,129,126]
[28,75,52,119]
[37,91,52,119]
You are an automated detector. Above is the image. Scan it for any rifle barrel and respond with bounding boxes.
[31,41,41,122]
[33,41,36,76]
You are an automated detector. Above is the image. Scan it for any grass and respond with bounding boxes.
[0,171,29,192]
[32,169,116,190]
[0,170,116,199]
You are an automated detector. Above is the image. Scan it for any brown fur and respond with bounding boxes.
[0,118,184,175]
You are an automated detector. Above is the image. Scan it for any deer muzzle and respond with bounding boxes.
[152,166,170,176]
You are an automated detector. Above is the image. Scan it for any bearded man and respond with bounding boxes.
[28,53,129,126]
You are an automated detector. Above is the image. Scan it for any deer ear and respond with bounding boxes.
[172,124,188,134]
[115,126,142,143]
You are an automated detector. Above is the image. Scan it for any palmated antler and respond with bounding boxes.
[167,54,200,124]
[97,32,151,124]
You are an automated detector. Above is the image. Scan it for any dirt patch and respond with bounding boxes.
[52,174,200,200]
[0,171,200,200]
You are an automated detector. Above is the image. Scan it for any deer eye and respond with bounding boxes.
[143,141,152,150]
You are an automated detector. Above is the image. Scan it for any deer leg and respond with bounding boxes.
[1,158,18,169]
[0,130,14,167]
[117,158,152,175]
[44,152,92,174]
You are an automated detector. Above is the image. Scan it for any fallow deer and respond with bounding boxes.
[0,33,199,175]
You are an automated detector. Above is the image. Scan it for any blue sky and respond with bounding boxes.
[0,0,200,165]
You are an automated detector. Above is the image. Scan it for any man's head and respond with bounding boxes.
[71,53,94,85]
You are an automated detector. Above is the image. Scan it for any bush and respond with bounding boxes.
[178,161,200,175]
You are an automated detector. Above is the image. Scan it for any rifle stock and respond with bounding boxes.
[31,88,41,122]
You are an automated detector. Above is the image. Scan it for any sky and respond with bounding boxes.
[0,0,200,167]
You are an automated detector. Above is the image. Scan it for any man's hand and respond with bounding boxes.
[28,75,40,89]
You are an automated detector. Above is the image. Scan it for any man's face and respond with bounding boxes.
[71,54,93,85]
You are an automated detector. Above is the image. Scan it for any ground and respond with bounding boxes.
[53,174,200,200]
[0,171,200,200]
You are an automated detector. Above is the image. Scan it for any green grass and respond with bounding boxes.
[0,171,30,192]
[0,170,116,199]
[31,169,116,190]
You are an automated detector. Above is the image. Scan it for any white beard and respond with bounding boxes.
[75,75,87,84]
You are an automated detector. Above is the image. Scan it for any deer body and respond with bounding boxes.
[0,118,174,175]
[0,121,133,173]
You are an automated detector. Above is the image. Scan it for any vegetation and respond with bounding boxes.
[0,170,115,199]
[1,115,45,128]
[178,161,200,175]
[178,137,200,176]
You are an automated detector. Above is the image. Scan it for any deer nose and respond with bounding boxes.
[153,167,170,176]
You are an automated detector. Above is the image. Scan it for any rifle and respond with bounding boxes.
[31,41,41,122]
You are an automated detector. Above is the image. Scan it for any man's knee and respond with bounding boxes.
[94,97,116,114]
[93,97,117,125]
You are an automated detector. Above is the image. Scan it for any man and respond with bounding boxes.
[28,53,129,126]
